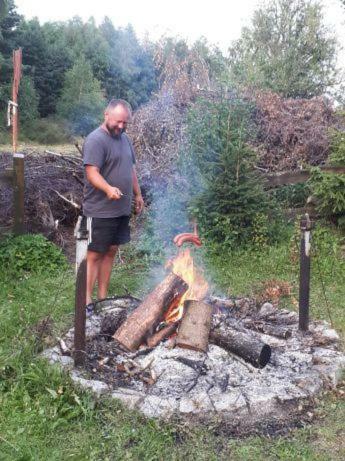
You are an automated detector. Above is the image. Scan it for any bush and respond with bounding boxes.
[328,128,345,166]
[0,234,68,276]
[185,96,281,249]
[308,129,345,224]
[309,167,345,220]
[22,118,71,144]
[272,183,311,208]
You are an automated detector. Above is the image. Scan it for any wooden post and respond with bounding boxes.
[74,217,88,366]
[299,213,312,331]
[10,49,23,235]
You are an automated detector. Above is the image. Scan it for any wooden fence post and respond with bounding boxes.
[299,213,313,331]
[74,216,88,366]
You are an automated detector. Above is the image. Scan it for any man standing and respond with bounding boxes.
[82,99,144,308]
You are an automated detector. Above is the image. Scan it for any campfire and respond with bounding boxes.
[43,227,345,433]
[112,229,272,367]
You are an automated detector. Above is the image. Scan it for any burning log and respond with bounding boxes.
[210,322,271,368]
[176,300,213,353]
[113,273,188,351]
[146,322,179,348]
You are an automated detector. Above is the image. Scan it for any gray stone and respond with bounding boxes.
[111,389,144,410]
[71,374,110,396]
[259,302,276,316]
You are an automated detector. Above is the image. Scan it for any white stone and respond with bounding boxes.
[259,302,276,316]
[139,395,178,418]
[111,389,144,410]
[70,374,110,396]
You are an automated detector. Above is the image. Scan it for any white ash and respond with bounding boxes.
[42,297,345,433]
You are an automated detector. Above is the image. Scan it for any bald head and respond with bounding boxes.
[104,99,132,137]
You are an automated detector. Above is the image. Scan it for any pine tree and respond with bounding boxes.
[186,96,276,248]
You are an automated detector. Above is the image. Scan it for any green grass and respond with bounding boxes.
[0,224,344,460]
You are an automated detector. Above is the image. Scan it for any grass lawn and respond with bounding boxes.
[0,224,344,460]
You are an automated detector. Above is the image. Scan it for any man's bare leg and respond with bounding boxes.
[86,250,103,305]
[97,245,118,300]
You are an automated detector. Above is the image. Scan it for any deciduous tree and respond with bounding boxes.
[228,0,339,98]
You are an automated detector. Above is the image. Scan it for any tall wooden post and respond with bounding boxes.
[10,49,23,235]
[74,217,89,366]
[299,213,312,331]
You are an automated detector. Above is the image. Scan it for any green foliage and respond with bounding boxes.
[99,21,157,108]
[18,75,39,127]
[56,57,105,135]
[328,128,345,166]
[0,5,157,130]
[272,183,311,208]
[307,128,345,224]
[309,167,345,220]
[228,0,339,98]
[0,234,67,276]
[16,18,73,117]
[185,96,279,248]
[21,117,71,144]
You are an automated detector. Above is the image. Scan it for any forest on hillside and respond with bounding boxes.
[1,0,345,243]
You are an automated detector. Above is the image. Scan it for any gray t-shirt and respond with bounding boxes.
[82,127,136,218]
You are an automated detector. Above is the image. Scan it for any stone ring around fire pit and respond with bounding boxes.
[42,296,345,435]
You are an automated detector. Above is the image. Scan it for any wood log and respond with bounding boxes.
[176,300,213,353]
[210,323,271,368]
[113,273,188,351]
[243,320,292,339]
[146,322,179,348]
[100,311,127,339]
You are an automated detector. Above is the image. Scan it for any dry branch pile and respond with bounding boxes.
[251,91,335,171]
[128,43,212,177]
[0,151,83,238]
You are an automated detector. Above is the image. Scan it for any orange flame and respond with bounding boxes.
[165,248,208,323]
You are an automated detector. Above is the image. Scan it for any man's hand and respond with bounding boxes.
[106,186,123,200]
[134,194,144,214]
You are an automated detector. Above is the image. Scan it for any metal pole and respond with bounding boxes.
[298,213,312,331]
[11,48,24,235]
[74,217,88,366]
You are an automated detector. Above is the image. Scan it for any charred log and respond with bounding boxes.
[113,273,188,351]
[210,322,271,368]
[146,322,179,348]
[99,311,127,340]
[243,321,292,339]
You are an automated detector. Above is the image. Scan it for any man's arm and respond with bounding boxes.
[132,167,144,214]
[85,165,122,200]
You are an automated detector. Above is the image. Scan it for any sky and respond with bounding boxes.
[14,0,345,65]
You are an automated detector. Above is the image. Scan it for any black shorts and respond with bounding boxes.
[84,216,131,253]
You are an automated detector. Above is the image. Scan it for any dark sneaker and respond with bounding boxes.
[86,302,95,317]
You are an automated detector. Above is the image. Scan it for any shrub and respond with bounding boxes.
[272,183,311,208]
[185,96,280,249]
[308,129,345,223]
[22,118,71,144]
[309,167,345,219]
[0,234,68,276]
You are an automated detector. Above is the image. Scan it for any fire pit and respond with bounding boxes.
[43,296,344,433]
[42,245,345,433]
